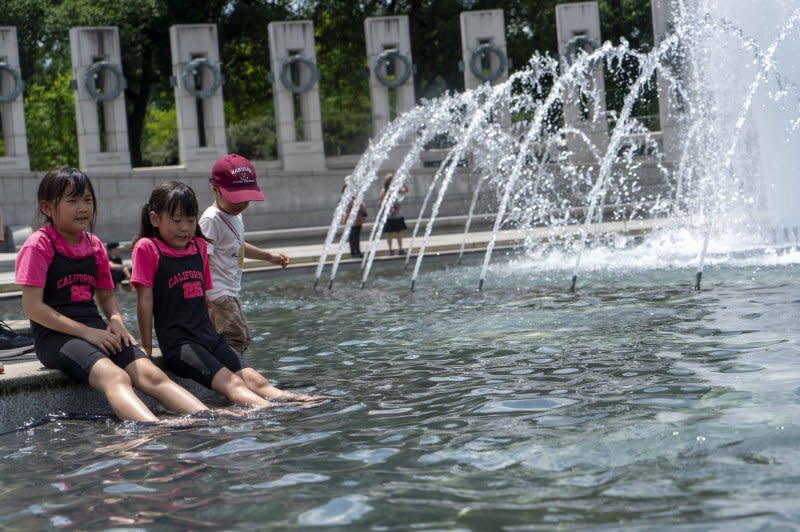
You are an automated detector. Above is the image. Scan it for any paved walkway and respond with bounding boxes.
[1,226,527,295]
[0,217,661,295]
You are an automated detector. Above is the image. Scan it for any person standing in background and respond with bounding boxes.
[0,207,12,252]
[379,172,409,256]
[341,175,368,259]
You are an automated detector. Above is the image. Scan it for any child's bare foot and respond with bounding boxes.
[189,407,244,419]
[159,416,209,428]
[266,389,328,402]
[240,402,279,414]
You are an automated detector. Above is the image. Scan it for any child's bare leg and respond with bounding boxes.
[237,367,318,402]
[88,358,158,422]
[211,368,271,407]
[385,235,393,253]
[125,359,208,415]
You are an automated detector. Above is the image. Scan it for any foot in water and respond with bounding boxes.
[158,416,210,428]
[267,389,331,403]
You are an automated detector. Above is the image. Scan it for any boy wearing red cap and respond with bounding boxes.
[199,154,290,354]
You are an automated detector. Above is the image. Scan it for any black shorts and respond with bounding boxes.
[111,269,126,285]
[383,217,407,233]
[35,318,147,383]
[161,336,249,389]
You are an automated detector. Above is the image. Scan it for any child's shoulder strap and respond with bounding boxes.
[216,211,242,242]
[39,227,57,247]
[150,237,165,257]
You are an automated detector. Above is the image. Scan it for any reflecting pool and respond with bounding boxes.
[1,250,798,529]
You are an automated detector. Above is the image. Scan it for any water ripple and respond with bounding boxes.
[232,472,330,490]
[339,447,399,464]
[65,459,131,478]
[178,432,333,460]
[298,495,373,526]
[476,397,578,413]
[103,483,157,494]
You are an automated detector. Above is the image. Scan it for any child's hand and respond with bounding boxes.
[107,316,138,347]
[270,253,290,268]
[82,327,122,355]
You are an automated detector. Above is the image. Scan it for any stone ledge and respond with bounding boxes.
[0,348,217,433]
[0,347,173,394]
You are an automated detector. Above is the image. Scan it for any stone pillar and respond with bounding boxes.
[0,27,29,173]
[69,26,131,172]
[364,16,415,136]
[268,21,326,172]
[170,24,227,171]
[555,2,609,158]
[459,10,509,91]
[651,0,682,163]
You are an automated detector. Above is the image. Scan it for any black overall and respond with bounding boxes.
[33,232,142,382]
[151,238,246,388]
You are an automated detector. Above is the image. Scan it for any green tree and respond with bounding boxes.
[24,71,78,171]
[304,1,374,152]
[2,0,658,167]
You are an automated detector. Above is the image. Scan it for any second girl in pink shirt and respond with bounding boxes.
[131,181,316,407]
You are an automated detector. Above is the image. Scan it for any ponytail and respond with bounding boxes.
[133,201,158,245]
[133,181,208,245]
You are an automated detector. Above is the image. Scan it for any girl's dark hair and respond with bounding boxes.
[36,166,98,231]
[383,172,393,192]
[134,181,207,243]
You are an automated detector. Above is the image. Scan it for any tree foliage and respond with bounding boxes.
[0,0,656,170]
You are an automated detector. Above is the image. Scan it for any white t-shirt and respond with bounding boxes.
[199,204,245,300]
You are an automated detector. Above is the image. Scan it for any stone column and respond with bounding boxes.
[555,2,609,158]
[0,27,29,173]
[169,24,227,171]
[459,10,509,91]
[651,0,682,163]
[69,26,131,172]
[268,21,326,172]
[364,16,415,136]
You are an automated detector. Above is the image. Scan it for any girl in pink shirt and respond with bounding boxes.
[15,167,209,423]
[131,181,313,408]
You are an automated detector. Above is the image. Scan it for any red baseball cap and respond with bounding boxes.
[211,154,265,203]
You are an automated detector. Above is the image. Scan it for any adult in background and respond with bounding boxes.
[341,175,368,259]
[0,207,13,252]
[379,172,409,256]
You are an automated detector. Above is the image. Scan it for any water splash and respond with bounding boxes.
[317,1,800,291]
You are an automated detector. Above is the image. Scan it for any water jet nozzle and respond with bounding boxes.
[569,275,577,292]
[693,272,702,291]
[327,279,334,290]
[478,278,484,291]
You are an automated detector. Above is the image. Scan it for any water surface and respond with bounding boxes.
[1,253,798,529]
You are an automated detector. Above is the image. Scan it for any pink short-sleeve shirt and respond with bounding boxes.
[130,236,213,290]
[15,225,114,290]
